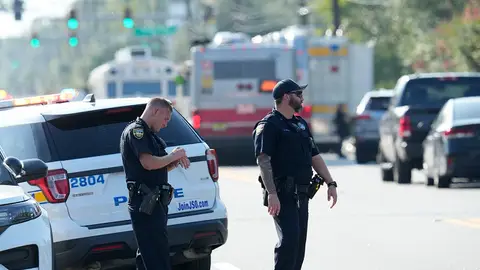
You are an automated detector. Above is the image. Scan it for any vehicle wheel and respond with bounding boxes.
[393,158,412,184]
[355,151,370,164]
[426,176,434,186]
[377,150,393,181]
[175,255,211,270]
[436,175,451,188]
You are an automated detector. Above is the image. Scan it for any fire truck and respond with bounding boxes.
[258,26,374,151]
[175,35,312,154]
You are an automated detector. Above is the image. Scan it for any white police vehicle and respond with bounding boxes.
[0,94,228,269]
[0,146,54,270]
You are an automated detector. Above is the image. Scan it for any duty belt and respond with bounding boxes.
[126,181,174,215]
[126,180,170,195]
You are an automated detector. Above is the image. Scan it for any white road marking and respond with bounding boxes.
[212,262,241,270]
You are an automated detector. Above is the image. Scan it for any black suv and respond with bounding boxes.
[378,72,480,184]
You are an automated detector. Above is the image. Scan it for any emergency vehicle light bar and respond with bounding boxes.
[0,93,72,109]
[260,80,278,92]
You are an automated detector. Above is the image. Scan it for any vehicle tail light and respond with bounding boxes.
[296,105,312,118]
[28,169,70,203]
[438,77,457,81]
[105,107,132,114]
[192,110,201,129]
[399,116,411,137]
[303,105,312,115]
[442,127,475,139]
[355,114,371,120]
[206,149,219,182]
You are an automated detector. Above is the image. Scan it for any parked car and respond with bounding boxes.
[378,72,480,184]
[0,146,54,269]
[351,89,393,163]
[423,96,480,188]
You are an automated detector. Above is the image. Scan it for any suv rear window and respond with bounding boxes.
[400,77,480,106]
[366,96,391,111]
[0,123,52,162]
[45,105,201,161]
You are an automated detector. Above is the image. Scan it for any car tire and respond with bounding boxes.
[393,158,411,184]
[175,255,211,270]
[426,176,434,186]
[355,152,370,164]
[436,175,451,189]
[377,149,393,181]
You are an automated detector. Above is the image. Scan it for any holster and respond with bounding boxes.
[307,174,324,199]
[127,182,174,215]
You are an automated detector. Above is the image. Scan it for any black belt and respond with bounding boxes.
[126,181,171,196]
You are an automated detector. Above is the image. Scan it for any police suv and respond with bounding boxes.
[0,94,228,269]
[0,146,54,270]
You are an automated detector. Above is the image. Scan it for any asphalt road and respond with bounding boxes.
[101,155,480,270]
[211,156,480,270]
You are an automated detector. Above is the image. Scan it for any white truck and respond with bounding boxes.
[257,26,375,150]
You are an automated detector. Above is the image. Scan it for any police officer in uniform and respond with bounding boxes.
[120,97,190,270]
[253,79,338,270]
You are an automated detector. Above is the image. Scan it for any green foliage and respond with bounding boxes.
[312,0,477,86]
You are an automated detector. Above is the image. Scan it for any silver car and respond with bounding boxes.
[352,89,394,163]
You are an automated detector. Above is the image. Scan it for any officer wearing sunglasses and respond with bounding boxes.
[253,79,338,270]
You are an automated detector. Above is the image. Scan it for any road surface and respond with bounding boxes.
[101,155,480,270]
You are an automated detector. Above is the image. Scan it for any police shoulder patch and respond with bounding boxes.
[132,127,144,139]
[255,122,265,134]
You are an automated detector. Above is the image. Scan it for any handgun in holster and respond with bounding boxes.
[307,174,325,199]
[160,185,174,206]
[139,184,160,215]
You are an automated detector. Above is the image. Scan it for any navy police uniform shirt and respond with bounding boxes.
[120,117,169,189]
[253,110,320,184]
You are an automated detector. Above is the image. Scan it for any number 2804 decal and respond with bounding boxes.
[70,175,105,188]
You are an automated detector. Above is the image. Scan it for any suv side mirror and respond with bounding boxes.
[3,157,48,183]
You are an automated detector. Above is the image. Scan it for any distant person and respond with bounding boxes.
[332,103,349,157]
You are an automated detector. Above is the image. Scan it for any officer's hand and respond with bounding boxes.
[178,156,190,169]
[267,194,281,216]
[170,147,186,160]
[327,186,337,209]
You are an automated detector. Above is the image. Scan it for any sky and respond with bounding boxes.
[0,0,76,38]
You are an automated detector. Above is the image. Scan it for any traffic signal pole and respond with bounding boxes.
[332,0,341,33]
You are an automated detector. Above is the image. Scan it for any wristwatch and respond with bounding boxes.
[327,181,337,188]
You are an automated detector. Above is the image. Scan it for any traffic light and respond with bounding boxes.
[12,0,24,21]
[67,9,79,30]
[123,7,134,29]
[30,33,40,48]
[68,32,79,47]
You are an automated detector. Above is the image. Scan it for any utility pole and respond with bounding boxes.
[332,0,341,33]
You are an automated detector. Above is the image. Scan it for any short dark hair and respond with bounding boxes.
[147,97,173,112]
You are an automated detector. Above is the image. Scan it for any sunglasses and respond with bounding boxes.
[289,91,303,97]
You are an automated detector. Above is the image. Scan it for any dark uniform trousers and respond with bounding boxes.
[129,198,171,270]
[273,190,309,270]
